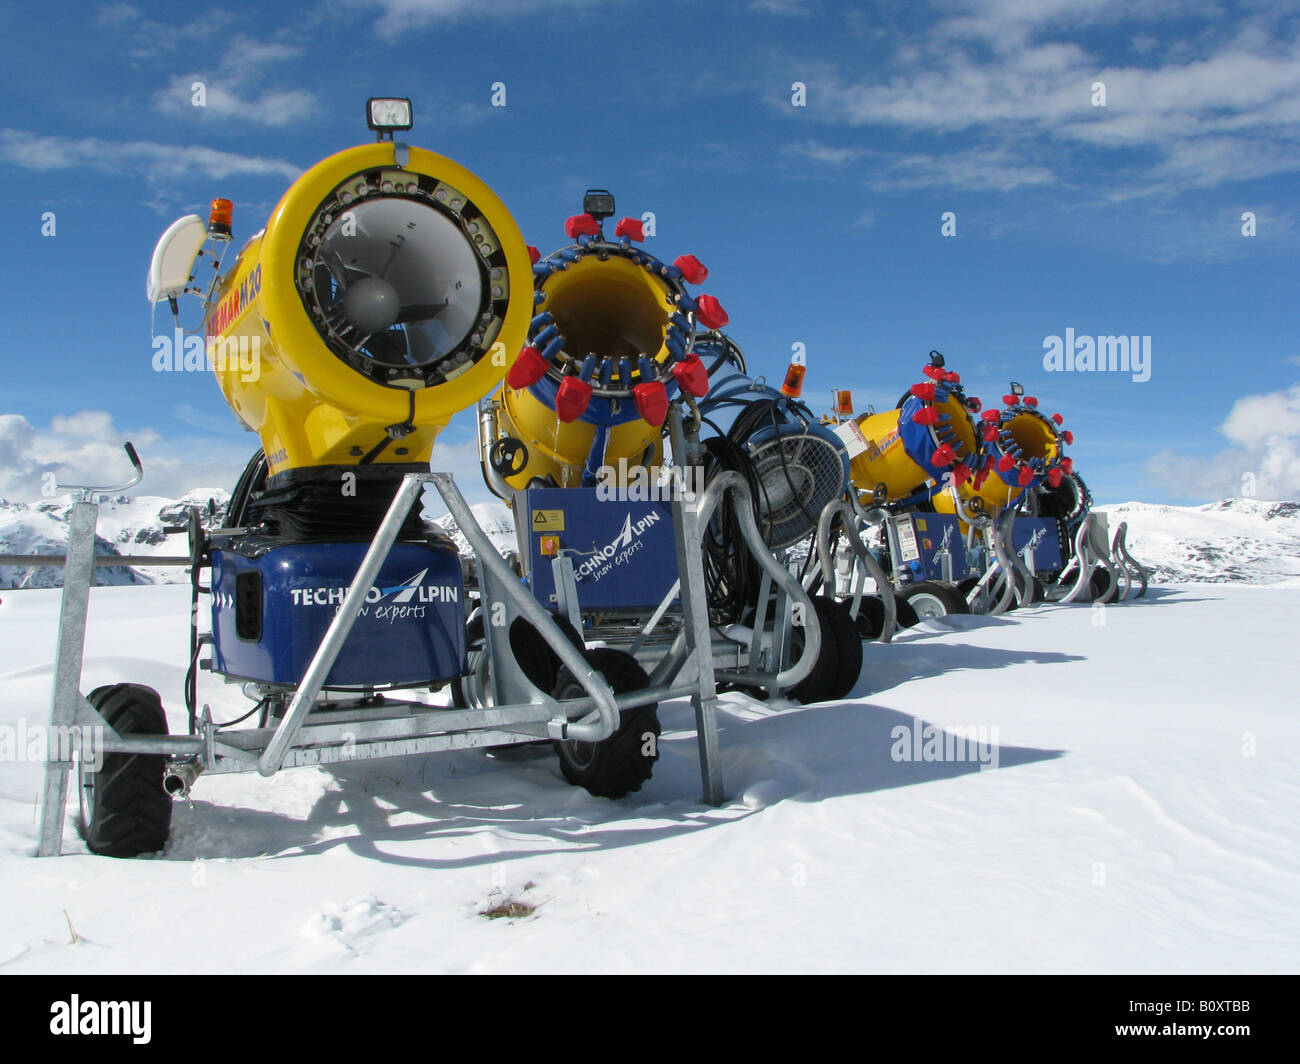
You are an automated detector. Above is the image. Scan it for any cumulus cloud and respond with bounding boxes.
[0,129,301,185]
[809,4,1300,196]
[1146,383,1300,501]
[352,0,608,37]
[0,410,497,507]
[0,411,247,503]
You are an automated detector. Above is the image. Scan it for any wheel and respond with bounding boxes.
[988,570,1045,611]
[786,594,860,703]
[1088,566,1118,604]
[900,580,970,619]
[449,615,489,709]
[79,684,172,858]
[509,612,585,693]
[814,595,862,699]
[892,595,920,628]
[853,594,887,639]
[552,648,660,798]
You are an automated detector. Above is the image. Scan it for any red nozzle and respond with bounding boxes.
[527,245,540,264]
[1002,394,1018,406]
[932,444,956,467]
[1047,467,1063,488]
[615,217,645,241]
[981,409,1001,422]
[1063,430,1075,445]
[555,376,593,422]
[966,396,982,413]
[674,254,708,284]
[695,294,729,329]
[922,364,946,380]
[672,355,709,397]
[1023,396,1038,407]
[1018,466,1036,487]
[984,426,998,443]
[912,406,940,426]
[911,382,937,402]
[633,381,669,426]
[943,371,961,383]
[953,463,972,486]
[997,454,1017,473]
[507,345,549,390]
[565,214,601,239]
[1060,457,1074,474]
[1051,412,1064,425]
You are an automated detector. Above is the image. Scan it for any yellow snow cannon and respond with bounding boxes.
[935,385,1074,519]
[483,191,725,492]
[147,98,532,479]
[841,352,984,508]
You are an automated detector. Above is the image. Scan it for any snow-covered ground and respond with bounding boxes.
[1,579,1296,973]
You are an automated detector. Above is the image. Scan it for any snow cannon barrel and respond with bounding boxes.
[844,359,983,505]
[947,392,1072,514]
[154,141,532,478]
[489,202,723,489]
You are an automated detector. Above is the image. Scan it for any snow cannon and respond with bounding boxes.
[142,98,535,690]
[842,352,984,507]
[485,190,723,492]
[696,337,850,549]
[147,102,532,479]
[937,384,1072,517]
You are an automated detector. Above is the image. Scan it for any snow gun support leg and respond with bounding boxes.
[1111,522,1149,599]
[815,499,897,643]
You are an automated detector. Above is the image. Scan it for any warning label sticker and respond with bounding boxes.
[532,509,565,532]
[834,419,868,458]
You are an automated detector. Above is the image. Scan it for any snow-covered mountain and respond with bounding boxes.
[0,490,517,590]
[0,491,229,590]
[432,499,519,558]
[4,490,1296,590]
[1097,498,1300,585]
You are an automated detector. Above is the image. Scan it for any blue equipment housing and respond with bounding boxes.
[524,487,678,611]
[209,538,467,687]
[1010,517,1065,575]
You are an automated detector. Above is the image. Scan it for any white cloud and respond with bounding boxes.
[872,147,1057,192]
[784,139,864,166]
[153,76,316,128]
[0,411,249,503]
[0,129,301,185]
[1146,383,1300,500]
[750,0,815,15]
[352,0,609,37]
[808,7,1300,196]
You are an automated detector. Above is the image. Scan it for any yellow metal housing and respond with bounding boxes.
[204,142,531,477]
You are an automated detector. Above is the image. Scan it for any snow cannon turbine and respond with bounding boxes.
[841,351,984,508]
[148,99,532,482]
[483,191,723,493]
[935,383,1073,520]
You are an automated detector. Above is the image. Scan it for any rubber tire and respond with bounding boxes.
[900,580,970,619]
[1089,567,1118,604]
[552,648,660,798]
[449,615,488,709]
[508,612,585,693]
[989,570,1045,611]
[815,595,863,700]
[853,594,887,639]
[892,595,920,628]
[786,595,859,704]
[80,684,172,858]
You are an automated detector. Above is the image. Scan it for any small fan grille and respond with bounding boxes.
[748,432,846,548]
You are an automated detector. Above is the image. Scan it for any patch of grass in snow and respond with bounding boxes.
[479,898,537,921]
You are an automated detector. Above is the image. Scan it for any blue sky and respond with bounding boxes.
[1,0,1297,505]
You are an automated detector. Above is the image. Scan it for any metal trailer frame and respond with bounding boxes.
[34,442,740,857]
